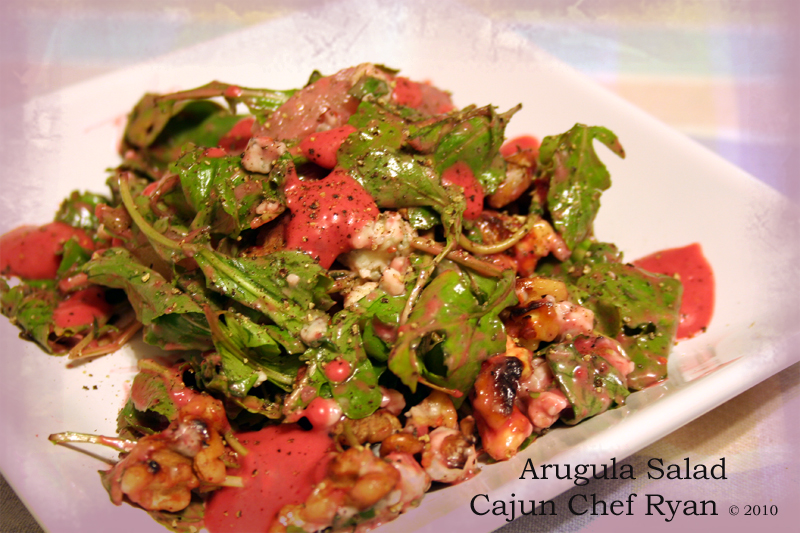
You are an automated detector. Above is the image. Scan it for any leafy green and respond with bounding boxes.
[0,279,57,352]
[55,190,109,232]
[194,249,333,337]
[340,101,465,240]
[82,248,212,351]
[545,337,629,424]
[124,94,195,149]
[539,124,625,251]
[432,105,518,194]
[123,81,296,150]
[348,75,391,101]
[405,206,440,230]
[356,290,407,362]
[574,263,681,389]
[297,309,383,419]
[115,173,196,265]
[56,238,92,278]
[144,102,243,168]
[207,310,298,395]
[127,359,189,422]
[539,242,682,390]
[388,264,517,402]
[172,147,286,237]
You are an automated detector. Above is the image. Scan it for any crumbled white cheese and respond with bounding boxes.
[341,212,416,282]
[300,316,329,345]
[343,281,379,309]
[241,136,287,174]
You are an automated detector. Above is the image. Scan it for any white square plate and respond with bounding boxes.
[1,1,798,532]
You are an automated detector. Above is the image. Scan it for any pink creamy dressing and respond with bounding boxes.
[633,243,715,339]
[52,286,112,330]
[392,76,455,115]
[299,124,357,169]
[391,77,424,108]
[302,397,344,429]
[284,166,379,268]
[0,222,94,280]
[261,68,361,141]
[500,135,540,158]
[205,425,334,533]
[218,116,255,154]
[440,161,484,220]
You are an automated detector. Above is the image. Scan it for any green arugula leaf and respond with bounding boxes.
[124,81,296,150]
[296,309,383,419]
[83,248,212,351]
[571,263,682,390]
[194,249,333,337]
[206,310,298,395]
[348,75,391,101]
[127,359,191,423]
[172,147,286,237]
[388,266,516,401]
[355,290,407,362]
[55,190,109,232]
[539,124,625,251]
[146,107,244,169]
[405,206,441,231]
[545,337,629,424]
[56,238,92,278]
[432,105,519,194]
[0,279,57,353]
[539,243,682,390]
[341,101,466,240]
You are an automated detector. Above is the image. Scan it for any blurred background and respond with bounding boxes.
[1,1,798,532]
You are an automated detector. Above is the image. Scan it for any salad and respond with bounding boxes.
[0,63,713,533]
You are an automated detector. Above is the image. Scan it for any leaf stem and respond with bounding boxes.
[457,211,538,255]
[49,432,137,453]
[223,431,249,457]
[202,306,294,387]
[195,250,285,321]
[417,376,464,398]
[68,321,143,360]
[400,252,437,326]
[219,475,244,488]
[411,238,504,278]
[154,82,294,106]
[117,172,185,253]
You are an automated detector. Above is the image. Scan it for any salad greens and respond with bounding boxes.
[0,64,694,533]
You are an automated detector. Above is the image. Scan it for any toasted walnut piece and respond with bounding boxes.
[193,430,226,485]
[459,415,477,438]
[470,355,533,461]
[331,409,401,446]
[118,445,199,513]
[420,427,479,483]
[487,162,533,209]
[515,277,568,304]
[438,431,473,469]
[405,390,458,433]
[349,470,400,510]
[380,432,424,457]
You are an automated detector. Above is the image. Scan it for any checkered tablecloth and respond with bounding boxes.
[1,1,797,532]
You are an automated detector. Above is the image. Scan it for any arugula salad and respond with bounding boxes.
[0,64,686,533]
